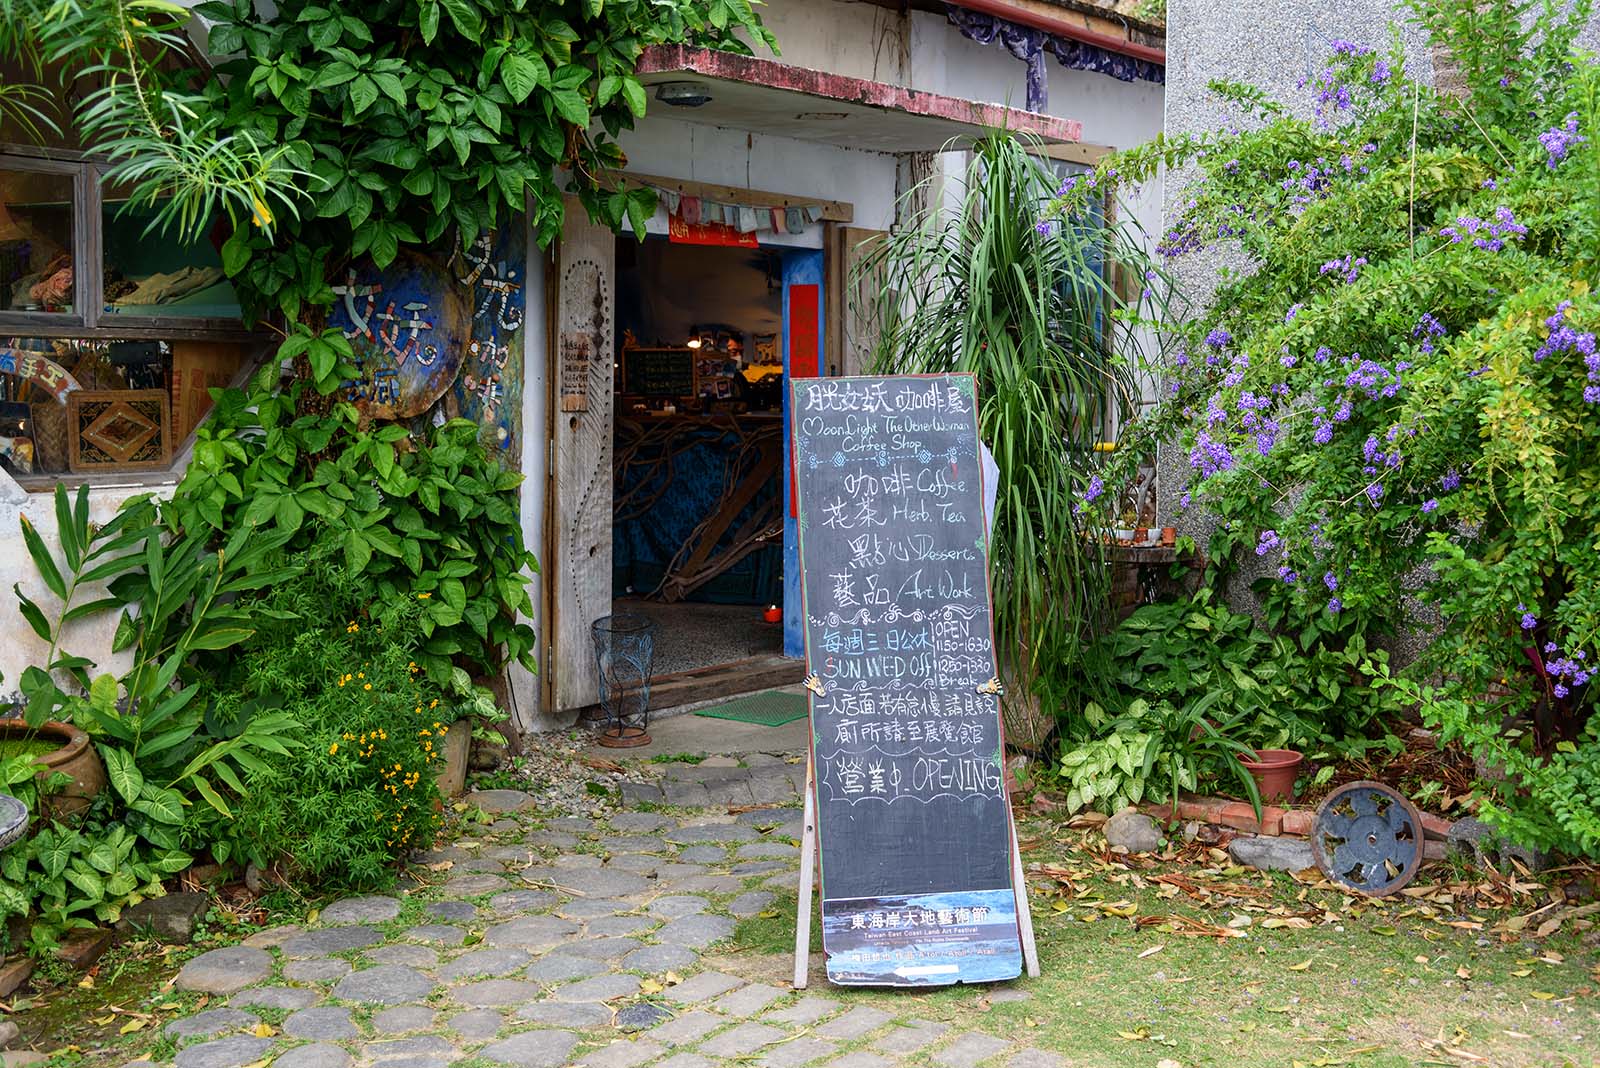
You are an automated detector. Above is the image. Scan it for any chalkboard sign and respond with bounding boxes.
[790,373,1023,987]
[623,347,694,397]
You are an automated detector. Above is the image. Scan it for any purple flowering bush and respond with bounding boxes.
[1053,0,1600,855]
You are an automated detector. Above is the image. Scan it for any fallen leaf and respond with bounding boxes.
[1157,1060,1183,1068]
[1116,1028,1149,1041]
[1456,967,1472,980]
[1238,1021,1257,1033]
[1024,1017,1039,1028]
[1373,925,1397,936]
[1502,1031,1531,1039]
[639,979,663,995]
[1512,969,1533,977]
[118,1019,146,1034]
[77,976,94,989]
[1138,945,1165,959]
[1287,959,1312,971]
[1530,991,1556,1000]
[758,910,780,919]
[92,1015,114,1026]
[1260,917,1313,930]
[306,909,320,924]
[1413,956,1430,965]
[252,1023,276,1038]
[663,971,683,986]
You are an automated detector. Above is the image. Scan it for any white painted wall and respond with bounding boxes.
[0,474,161,697]
[617,115,902,236]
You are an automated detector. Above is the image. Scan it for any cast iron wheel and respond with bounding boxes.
[1311,780,1424,897]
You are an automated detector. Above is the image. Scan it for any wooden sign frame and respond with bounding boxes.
[786,372,1039,988]
[66,388,172,473]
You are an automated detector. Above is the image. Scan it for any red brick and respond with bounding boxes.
[1420,812,1453,840]
[1280,809,1314,837]
[54,928,112,970]
[1217,801,1282,836]
[0,958,32,997]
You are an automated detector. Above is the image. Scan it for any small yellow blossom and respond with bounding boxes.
[329,743,339,755]
[417,592,431,600]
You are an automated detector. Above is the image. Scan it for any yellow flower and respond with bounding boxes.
[329,743,339,755]
[417,592,432,600]
[363,683,373,691]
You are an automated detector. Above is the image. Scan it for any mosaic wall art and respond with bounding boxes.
[328,223,527,467]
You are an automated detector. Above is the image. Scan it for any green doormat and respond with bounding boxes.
[694,689,809,727]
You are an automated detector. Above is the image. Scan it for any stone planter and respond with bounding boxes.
[0,719,106,821]
[433,721,471,799]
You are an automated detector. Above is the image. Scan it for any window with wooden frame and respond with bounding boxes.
[0,145,263,490]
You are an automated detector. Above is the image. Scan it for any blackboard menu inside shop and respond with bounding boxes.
[622,347,695,398]
[789,373,1023,987]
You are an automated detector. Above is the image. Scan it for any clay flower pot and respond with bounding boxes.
[0,719,107,821]
[1241,748,1303,803]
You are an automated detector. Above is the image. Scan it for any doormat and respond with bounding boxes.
[693,689,808,727]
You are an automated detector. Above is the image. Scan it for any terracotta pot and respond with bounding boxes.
[433,721,471,799]
[1241,748,1303,803]
[0,720,107,821]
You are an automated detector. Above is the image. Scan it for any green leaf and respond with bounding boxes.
[438,0,483,36]
[348,74,379,115]
[19,516,66,601]
[500,53,544,102]
[192,775,234,819]
[418,0,440,41]
[187,627,255,652]
[130,785,186,825]
[13,586,51,643]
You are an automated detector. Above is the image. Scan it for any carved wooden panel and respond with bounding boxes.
[550,197,615,712]
[66,389,171,473]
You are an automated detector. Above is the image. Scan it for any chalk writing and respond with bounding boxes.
[792,372,1021,987]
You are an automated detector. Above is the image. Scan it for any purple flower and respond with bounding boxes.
[1034,219,1057,236]
[1324,571,1339,591]
[1539,112,1585,168]
[1319,253,1368,283]
[1189,431,1236,479]
[1371,60,1392,85]
[1205,327,1233,349]
[1554,683,1571,698]
[1083,474,1104,503]
[1441,469,1461,491]
[1519,606,1537,630]
[1286,303,1304,322]
[1365,483,1384,505]
[1256,529,1282,556]
[1421,498,1438,513]
[1328,597,1343,614]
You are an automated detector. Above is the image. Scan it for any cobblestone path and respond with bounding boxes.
[134,780,1062,1068]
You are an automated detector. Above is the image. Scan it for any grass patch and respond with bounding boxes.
[728,814,1600,1068]
[648,753,707,765]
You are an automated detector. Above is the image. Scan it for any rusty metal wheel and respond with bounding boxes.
[1311,780,1424,897]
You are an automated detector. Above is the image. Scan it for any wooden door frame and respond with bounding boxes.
[540,184,856,718]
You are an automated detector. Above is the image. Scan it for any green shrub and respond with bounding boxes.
[174,370,539,685]
[201,551,446,887]
[1076,592,1401,755]
[1057,0,1600,854]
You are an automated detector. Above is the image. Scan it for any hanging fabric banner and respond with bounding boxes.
[668,211,759,248]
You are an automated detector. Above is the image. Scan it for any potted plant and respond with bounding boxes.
[0,676,105,821]
[1240,747,1304,804]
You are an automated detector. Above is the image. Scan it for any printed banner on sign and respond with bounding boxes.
[790,373,1023,987]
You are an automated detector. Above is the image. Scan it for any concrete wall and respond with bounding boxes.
[0,476,160,697]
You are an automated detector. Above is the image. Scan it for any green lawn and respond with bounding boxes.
[730,814,1600,1068]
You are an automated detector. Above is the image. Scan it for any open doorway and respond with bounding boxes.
[610,234,793,690]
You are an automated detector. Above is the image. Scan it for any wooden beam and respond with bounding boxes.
[622,171,853,224]
[1035,141,1114,167]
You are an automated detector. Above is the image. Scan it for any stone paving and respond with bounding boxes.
[134,776,1063,1068]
